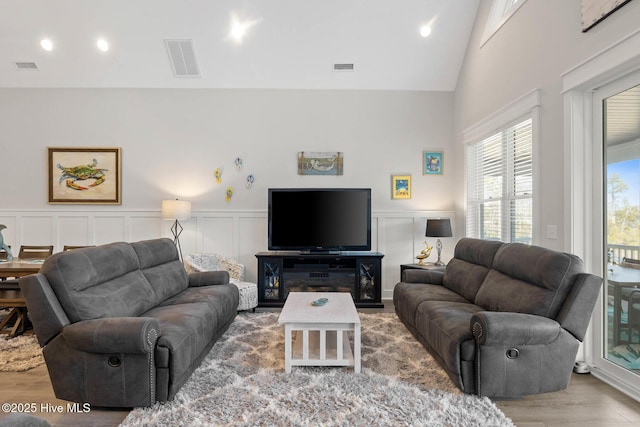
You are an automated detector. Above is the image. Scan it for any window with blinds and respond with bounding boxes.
[466,118,533,243]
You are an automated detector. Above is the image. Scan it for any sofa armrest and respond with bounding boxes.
[471,311,579,397]
[402,269,444,285]
[62,317,160,354]
[471,311,562,346]
[188,270,230,287]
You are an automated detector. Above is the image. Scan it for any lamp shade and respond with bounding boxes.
[425,218,452,238]
[161,199,191,221]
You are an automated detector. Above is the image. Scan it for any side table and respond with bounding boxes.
[400,263,445,281]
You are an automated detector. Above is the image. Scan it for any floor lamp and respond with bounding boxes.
[426,218,452,266]
[161,199,191,261]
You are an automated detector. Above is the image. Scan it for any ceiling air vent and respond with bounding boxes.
[165,39,201,78]
[14,62,38,71]
[333,63,354,72]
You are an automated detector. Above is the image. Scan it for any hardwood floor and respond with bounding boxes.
[2,303,639,426]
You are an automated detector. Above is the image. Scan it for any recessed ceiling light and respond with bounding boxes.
[96,38,109,52]
[40,39,53,51]
[420,25,432,38]
[228,14,260,43]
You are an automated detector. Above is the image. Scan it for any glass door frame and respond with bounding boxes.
[591,69,640,396]
[564,29,640,401]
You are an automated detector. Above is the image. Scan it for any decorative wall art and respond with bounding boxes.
[298,152,344,175]
[391,175,411,199]
[581,0,632,32]
[423,151,443,175]
[48,147,121,204]
[214,167,223,183]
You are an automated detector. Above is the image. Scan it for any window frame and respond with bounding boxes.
[480,0,528,47]
[463,89,540,244]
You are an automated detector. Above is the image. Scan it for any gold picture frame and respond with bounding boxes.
[48,147,121,204]
[391,175,411,199]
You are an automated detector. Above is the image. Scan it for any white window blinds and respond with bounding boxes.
[466,118,533,243]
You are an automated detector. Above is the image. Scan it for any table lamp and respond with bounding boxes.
[426,218,452,266]
[161,199,191,261]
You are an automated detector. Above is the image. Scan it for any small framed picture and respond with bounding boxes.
[48,147,122,204]
[423,151,443,175]
[391,175,411,199]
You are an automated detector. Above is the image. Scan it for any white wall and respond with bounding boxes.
[0,88,458,298]
[453,0,640,251]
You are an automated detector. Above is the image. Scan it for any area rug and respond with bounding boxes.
[0,334,44,372]
[120,312,513,427]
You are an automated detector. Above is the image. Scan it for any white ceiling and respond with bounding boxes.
[0,0,480,91]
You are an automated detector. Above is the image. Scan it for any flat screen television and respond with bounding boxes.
[268,188,371,252]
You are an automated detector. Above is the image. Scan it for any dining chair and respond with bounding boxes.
[615,258,640,343]
[621,257,640,270]
[18,245,54,260]
[0,246,10,261]
[63,245,94,251]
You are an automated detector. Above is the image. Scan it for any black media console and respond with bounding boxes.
[255,251,384,308]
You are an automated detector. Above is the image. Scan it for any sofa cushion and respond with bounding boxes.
[443,238,503,301]
[40,242,158,322]
[414,300,482,384]
[158,283,239,330]
[143,302,217,384]
[393,282,468,328]
[131,238,189,302]
[474,243,584,318]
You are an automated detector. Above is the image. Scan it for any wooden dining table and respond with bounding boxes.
[0,258,44,337]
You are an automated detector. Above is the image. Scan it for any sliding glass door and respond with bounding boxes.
[602,82,640,374]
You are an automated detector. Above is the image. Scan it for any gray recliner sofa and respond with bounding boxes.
[20,238,239,408]
[393,238,602,398]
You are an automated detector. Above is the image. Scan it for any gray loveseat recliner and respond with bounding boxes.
[393,238,602,398]
[20,238,239,408]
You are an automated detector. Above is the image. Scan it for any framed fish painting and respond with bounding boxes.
[298,152,344,175]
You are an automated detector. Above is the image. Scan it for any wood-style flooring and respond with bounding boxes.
[1,303,639,426]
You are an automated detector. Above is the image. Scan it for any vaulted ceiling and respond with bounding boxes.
[0,0,480,91]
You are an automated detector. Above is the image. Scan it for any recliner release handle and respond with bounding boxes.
[506,348,519,359]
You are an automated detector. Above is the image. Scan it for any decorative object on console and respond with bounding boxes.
[415,241,433,265]
[298,151,343,175]
[423,150,443,175]
[426,218,452,266]
[161,199,191,261]
[0,224,13,261]
[391,175,411,199]
[47,147,121,204]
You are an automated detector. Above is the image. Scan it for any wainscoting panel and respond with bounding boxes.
[131,216,163,243]
[198,216,235,256]
[20,215,54,246]
[58,215,91,248]
[0,209,456,300]
[94,216,127,245]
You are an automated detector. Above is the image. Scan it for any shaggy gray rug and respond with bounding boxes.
[120,312,513,427]
[0,334,44,372]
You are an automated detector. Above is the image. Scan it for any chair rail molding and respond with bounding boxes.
[0,208,456,300]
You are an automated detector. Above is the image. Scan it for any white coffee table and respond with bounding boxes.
[278,292,361,373]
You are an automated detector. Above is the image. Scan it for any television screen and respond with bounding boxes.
[268,188,371,252]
